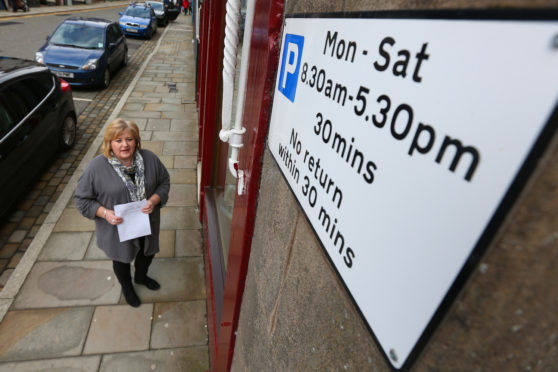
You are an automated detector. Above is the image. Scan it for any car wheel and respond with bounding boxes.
[164,17,168,26]
[59,114,76,151]
[102,68,110,89]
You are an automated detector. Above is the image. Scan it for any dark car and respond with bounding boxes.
[35,17,128,89]
[146,1,168,27]
[0,57,76,218]
[118,3,158,39]
[163,0,179,21]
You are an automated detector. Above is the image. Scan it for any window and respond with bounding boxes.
[0,100,14,140]
[117,25,124,38]
[0,74,53,139]
[51,23,104,49]
[111,23,124,39]
[107,25,118,44]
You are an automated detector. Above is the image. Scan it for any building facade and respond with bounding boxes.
[196,0,558,370]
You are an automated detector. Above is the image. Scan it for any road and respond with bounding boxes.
[0,5,146,113]
[0,7,162,287]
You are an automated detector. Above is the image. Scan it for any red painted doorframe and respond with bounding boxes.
[196,2,228,365]
[197,0,285,370]
[213,0,285,370]
[198,0,227,219]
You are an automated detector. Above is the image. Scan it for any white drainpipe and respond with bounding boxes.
[219,0,255,181]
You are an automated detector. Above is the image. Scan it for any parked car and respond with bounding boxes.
[146,1,168,27]
[0,57,76,218]
[35,17,128,89]
[163,0,179,21]
[118,3,158,39]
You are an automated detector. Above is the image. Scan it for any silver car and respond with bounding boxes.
[146,1,168,27]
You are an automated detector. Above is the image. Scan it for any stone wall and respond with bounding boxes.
[231,1,558,370]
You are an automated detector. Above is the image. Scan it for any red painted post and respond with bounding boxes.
[198,0,226,220]
[214,0,285,370]
[196,1,227,369]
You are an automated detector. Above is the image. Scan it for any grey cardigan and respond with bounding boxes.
[74,149,170,263]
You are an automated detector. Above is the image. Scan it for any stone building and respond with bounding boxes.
[195,1,558,370]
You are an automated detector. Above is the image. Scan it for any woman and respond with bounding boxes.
[75,118,170,307]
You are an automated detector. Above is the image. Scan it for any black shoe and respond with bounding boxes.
[134,276,161,290]
[123,286,141,307]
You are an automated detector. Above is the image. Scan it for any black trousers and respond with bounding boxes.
[112,242,154,289]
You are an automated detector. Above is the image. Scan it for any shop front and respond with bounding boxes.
[195,0,558,371]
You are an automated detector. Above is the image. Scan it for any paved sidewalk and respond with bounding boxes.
[0,8,208,372]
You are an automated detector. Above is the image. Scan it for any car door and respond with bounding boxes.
[150,8,157,31]
[106,25,119,70]
[0,90,23,202]
[0,73,58,215]
[111,24,126,64]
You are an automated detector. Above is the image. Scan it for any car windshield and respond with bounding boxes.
[147,2,163,10]
[124,7,150,18]
[50,23,105,49]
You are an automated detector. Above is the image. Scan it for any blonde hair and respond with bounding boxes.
[102,118,141,158]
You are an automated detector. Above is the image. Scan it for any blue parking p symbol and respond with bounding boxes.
[278,34,304,102]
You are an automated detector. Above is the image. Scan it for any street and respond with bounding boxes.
[0,6,162,287]
[0,5,147,113]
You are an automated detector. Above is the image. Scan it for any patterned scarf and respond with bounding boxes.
[107,150,146,202]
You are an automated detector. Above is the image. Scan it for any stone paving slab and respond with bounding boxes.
[158,155,175,169]
[152,131,196,141]
[176,229,203,257]
[151,300,207,348]
[122,258,205,304]
[130,118,148,130]
[83,304,153,354]
[38,232,92,261]
[118,110,161,119]
[168,168,197,184]
[163,111,192,120]
[0,307,94,362]
[160,207,201,230]
[84,235,107,260]
[99,347,209,372]
[168,184,197,206]
[163,141,198,156]
[144,103,185,112]
[142,130,154,140]
[146,118,171,131]
[173,156,198,169]
[0,355,101,372]
[13,261,120,309]
[141,141,164,156]
[158,230,175,258]
[53,208,95,232]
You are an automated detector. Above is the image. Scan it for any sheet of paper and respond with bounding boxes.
[114,200,152,242]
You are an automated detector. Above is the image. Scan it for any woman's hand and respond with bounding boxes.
[98,207,122,226]
[105,209,123,225]
[141,199,155,214]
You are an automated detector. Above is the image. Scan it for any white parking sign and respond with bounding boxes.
[268,15,558,369]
